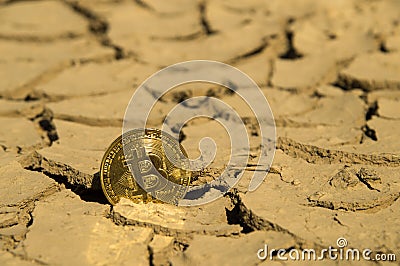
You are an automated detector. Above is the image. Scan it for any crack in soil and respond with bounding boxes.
[279,19,303,60]
[307,192,400,212]
[277,137,400,167]
[18,151,97,193]
[225,190,322,251]
[29,105,59,145]
[198,1,217,36]
[62,0,127,60]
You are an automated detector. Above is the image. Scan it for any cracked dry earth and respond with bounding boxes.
[0,0,400,265]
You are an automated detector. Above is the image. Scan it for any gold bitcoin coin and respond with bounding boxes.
[100,128,191,205]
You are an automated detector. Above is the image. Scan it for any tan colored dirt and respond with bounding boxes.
[0,0,399,265]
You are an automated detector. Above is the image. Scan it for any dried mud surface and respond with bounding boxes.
[0,0,399,265]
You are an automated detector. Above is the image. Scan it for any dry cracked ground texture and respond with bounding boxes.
[0,0,400,265]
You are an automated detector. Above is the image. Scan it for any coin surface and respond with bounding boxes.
[100,128,191,205]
